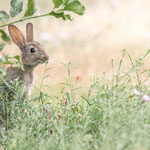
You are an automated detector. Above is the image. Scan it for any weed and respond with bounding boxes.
[1,50,150,150]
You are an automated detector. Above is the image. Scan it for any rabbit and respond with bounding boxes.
[5,22,49,98]
[0,23,49,126]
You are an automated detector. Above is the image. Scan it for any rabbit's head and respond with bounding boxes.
[8,23,49,68]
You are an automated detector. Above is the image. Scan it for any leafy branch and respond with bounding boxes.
[0,0,85,75]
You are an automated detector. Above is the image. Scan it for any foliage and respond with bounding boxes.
[0,30,11,44]
[0,0,85,75]
[1,50,150,150]
[24,0,37,17]
[0,11,10,23]
[10,0,24,18]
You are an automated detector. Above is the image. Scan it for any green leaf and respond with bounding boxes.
[24,0,37,17]
[0,30,11,44]
[0,67,6,76]
[63,0,69,5]
[0,44,5,52]
[64,1,85,15]
[0,57,6,64]
[10,0,23,18]
[0,11,10,22]
[50,11,72,21]
[64,14,72,20]
[53,0,63,8]
[5,54,23,69]
[14,55,23,65]
[5,54,16,59]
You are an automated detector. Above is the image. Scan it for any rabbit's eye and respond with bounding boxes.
[30,48,35,53]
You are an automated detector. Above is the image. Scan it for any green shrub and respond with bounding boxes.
[1,50,150,150]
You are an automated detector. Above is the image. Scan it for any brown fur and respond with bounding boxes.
[6,23,49,98]
[6,23,49,99]
[0,23,49,126]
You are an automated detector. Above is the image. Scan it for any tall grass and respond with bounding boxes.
[1,50,150,150]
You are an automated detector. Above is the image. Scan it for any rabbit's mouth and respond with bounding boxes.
[23,59,48,67]
[37,59,48,64]
[32,59,48,65]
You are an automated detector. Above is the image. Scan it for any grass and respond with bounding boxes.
[1,50,150,150]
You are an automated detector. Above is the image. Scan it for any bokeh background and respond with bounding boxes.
[1,0,150,94]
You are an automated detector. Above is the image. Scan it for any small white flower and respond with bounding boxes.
[109,0,120,7]
[133,89,140,96]
[142,94,150,102]
[40,32,53,41]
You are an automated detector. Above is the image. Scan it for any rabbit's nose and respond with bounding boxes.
[45,55,49,60]
[41,55,49,61]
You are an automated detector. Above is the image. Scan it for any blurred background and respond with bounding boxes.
[1,0,150,94]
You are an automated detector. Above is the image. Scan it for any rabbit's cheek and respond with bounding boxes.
[22,57,29,64]
[22,56,34,65]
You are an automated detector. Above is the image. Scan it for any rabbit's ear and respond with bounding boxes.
[26,23,34,42]
[8,24,26,49]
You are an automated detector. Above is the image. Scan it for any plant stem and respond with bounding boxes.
[0,13,51,28]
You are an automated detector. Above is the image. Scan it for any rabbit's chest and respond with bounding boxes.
[22,73,33,89]
[5,67,34,99]
[21,73,33,98]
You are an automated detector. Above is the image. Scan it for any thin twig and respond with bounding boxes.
[0,13,51,28]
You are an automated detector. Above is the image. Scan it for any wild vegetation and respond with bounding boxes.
[1,50,150,150]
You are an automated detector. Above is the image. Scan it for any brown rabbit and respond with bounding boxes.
[5,22,49,98]
[0,23,49,126]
